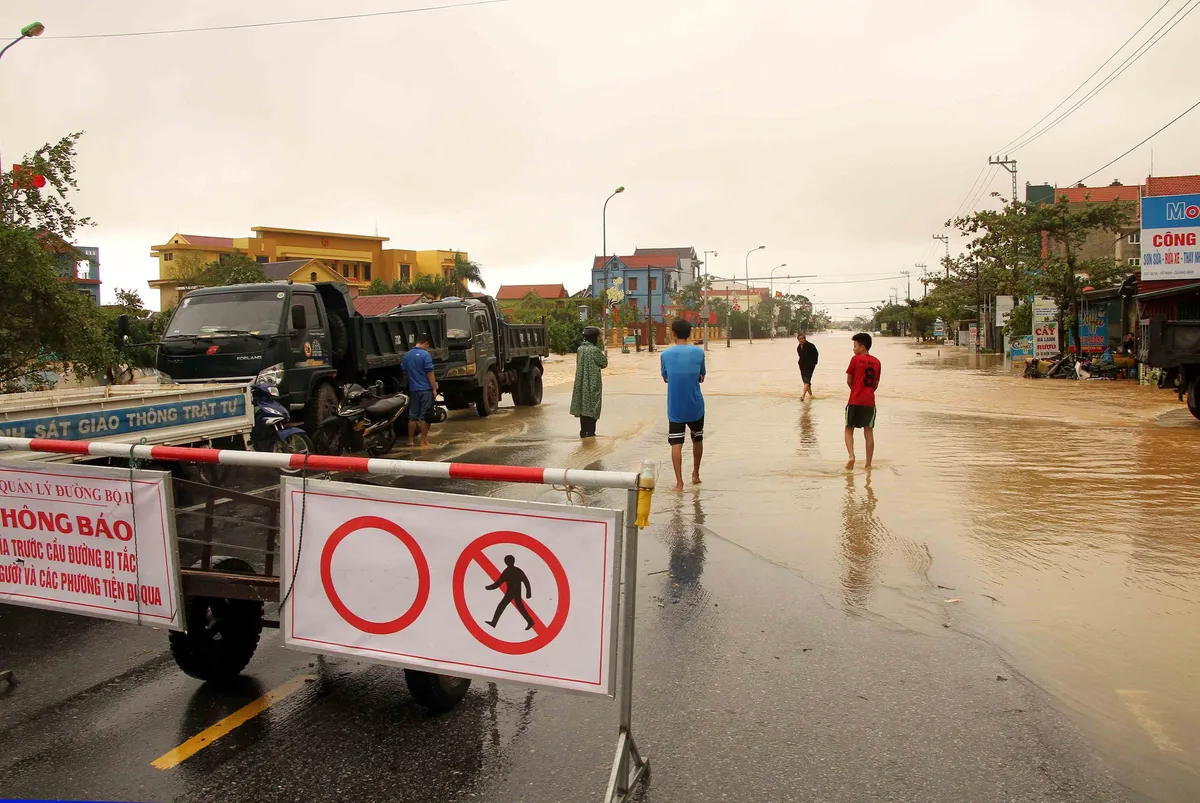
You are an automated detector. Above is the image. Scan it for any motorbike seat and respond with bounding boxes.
[365,396,406,418]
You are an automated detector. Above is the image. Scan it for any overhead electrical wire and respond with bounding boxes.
[45,0,508,39]
[1006,0,1200,154]
[1072,98,1200,186]
[993,0,1175,155]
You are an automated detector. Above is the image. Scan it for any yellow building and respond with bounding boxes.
[148,227,466,310]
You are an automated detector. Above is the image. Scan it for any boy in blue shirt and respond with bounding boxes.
[400,335,438,447]
[660,319,706,491]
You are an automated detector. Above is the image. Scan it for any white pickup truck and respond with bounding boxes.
[0,383,254,464]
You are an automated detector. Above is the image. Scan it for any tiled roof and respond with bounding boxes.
[261,260,315,281]
[353,294,426,316]
[1052,185,1139,203]
[1144,175,1200,197]
[179,235,235,248]
[633,247,696,259]
[496,284,569,300]
[620,255,680,268]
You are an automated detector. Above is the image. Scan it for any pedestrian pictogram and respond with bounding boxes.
[453,530,571,655]
[320,515,430,635]
[484,555,534,630]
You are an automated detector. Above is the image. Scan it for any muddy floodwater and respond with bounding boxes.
[511,334,1198,801]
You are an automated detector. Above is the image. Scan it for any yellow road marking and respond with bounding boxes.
[1116,689,1183,754]
[152,674,317,770]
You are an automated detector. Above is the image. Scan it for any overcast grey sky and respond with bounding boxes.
[3,0,1197,316]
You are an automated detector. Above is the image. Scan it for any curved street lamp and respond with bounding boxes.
[744,245,765,344]
[601,186,625,344]
[1,22,46,225]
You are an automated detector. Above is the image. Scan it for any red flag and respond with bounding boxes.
[709,312,717,324]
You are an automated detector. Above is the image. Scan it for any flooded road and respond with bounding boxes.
[560,333,1199,801]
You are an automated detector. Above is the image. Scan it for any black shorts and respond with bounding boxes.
[668,417,704,445]
[800,368,814,385]
[845,404,877,429]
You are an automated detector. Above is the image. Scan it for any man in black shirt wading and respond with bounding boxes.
[797,333,819,401]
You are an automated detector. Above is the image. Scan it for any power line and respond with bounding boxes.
[803,275,905,286]
[993,0,1175,155]
[45,0,507,39]
[1007,0,1200,154]
[1072,98,1200,186]
[948,161,991,223]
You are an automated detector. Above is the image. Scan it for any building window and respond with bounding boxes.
[163,252,174,262]
[628,277,638,291]
[649,277,658,291]
[364,263,371,281]
[400,264,411,283]
[1128,257,1141,266]
[310,272,318,282]
[1128,233,1141,245]
[256,256,269,264]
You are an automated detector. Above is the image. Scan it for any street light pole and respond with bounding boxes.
[0,22,46,226]
[601,186,625,346]
[745,245,765,344]
[769,263,787,340]
[702,250,717,351]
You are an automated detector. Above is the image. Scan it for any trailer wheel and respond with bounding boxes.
[1188,378,1200,421]
[169,558,264,683]
[404,669,471,712]
[304,381,339,433]
[475,371,501,417]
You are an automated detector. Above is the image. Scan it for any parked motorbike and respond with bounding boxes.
[313,381,410,457]
[250,384,314,472]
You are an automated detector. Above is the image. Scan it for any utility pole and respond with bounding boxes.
[932,234,950,278]
[989,156,1018,204]
[901,270,912,301]
[914,263,926,297]
[702,250,717,351]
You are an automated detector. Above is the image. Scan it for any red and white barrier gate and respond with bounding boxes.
[0,436,652,803]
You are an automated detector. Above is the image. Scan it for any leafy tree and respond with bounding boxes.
[448,253,485,296]
[363,278,390,295]
[193,250,267,287]
[0,133,113,392]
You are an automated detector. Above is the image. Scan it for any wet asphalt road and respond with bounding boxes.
[0,348,1138,803]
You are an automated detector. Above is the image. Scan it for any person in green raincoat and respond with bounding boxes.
[570,326,608,438]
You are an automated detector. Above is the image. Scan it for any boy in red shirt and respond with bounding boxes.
[845,332,881,469]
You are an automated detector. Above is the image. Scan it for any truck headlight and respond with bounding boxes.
[255,363,285,387]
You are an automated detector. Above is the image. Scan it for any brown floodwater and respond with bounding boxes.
[538,334,1200,802]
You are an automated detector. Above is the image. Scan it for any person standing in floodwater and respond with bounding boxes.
[797,332,819,401]
[570,326,608,438]
[845,332,881,469]
[661,318,706,492]
[484,555,534,630]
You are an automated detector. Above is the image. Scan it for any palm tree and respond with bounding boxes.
[449,253,485,295]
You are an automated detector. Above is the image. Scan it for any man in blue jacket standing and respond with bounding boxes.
[401,335,438,448]
[660,319,706,492]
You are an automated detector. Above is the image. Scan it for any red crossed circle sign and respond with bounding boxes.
[453,530,570,655]
[320,516,430,634]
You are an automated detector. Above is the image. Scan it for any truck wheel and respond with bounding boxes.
[528,365,543,406]
[404,669,471,712]
[169,558,264,683]
[304,382,339,433]
[1188,378,1200,421]
[475,371,501,417]
[328,314,349,360]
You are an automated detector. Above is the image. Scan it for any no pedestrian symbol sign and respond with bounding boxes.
[280,478,620,695]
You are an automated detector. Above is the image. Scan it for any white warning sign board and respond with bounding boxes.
[0,462,182,629]
[280,478,622,696]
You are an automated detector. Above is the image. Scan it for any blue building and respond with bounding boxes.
[590,247,698,322]
[53,244,101,303]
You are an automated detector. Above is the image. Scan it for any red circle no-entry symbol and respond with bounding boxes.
[320,515,430,634]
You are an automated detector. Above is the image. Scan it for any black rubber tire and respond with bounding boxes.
[1188,378,1200,421]
[304,382,339,434]
[274,431,315,474]
[404,669,471,712]
[512,372,530,406]
[528,365,543,406]
[169,558,264,683]
[328,314,349,360]
[475,371,501,417]
[366,425,397,457]
[313,417,345,456]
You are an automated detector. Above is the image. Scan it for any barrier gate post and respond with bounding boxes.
[604,487,650,801]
